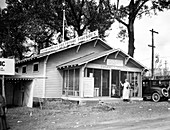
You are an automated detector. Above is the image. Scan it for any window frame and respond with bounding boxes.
[15,67,19,73]
[33,62,39,72]
[22,65,27,74]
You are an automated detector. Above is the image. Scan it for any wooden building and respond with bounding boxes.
[4,31,147,107]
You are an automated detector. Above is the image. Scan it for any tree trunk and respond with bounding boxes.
[127,21,135,57]
[77,28,84,36]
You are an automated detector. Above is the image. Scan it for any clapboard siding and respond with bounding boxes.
[16,58,45,97]
[14,39,111,98]
[33,79,44,97]
[44,41,110,98]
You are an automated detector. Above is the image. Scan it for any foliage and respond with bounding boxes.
[64,0,114,38]
[0,0,114,59]
[0,1,27,59]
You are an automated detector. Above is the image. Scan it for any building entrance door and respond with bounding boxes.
[102,70,109,96]
[87,68,110,97]
[111,70,121,97]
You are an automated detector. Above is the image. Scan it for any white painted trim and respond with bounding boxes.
[42,55,49,98]
[87,63,143,72]
[79,67,85,97]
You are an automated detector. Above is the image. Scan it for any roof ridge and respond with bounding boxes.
[16,38,112,64]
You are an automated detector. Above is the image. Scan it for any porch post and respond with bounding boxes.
[79,67,85,97]
[119,70,121,97]
[109,69,112,97]
[2,75,6,102]
[138,72,142,97]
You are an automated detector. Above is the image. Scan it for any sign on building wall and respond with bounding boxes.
[83,77,94,97]
[40,30,98,54]
[0,58,15,75]
[107,59,123,66]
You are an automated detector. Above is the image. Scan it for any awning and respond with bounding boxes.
[3,75,34,81]
[57,49,147,70]
[57,49,119,69]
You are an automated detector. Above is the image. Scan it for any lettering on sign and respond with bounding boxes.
[0,61,5,71]
[0,58,15,75]
[40,30,98,54]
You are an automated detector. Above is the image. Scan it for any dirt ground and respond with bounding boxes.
[6,99,170,130]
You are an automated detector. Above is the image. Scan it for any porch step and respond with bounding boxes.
[61,96,143,106]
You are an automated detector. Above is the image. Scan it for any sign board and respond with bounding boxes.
[107,59,123,66]
[83,77,94,97]
[0,58,15,75]
[40,30,98,54]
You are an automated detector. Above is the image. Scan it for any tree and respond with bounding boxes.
[1,0,114,57]
[0,3,27,59]
[53,0,114,38]
[106,0,170,57]
[1,0,62,56]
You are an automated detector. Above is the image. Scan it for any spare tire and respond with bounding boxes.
[162,88,169,97]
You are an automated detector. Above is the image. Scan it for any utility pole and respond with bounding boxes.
[148,29,158,79]
[62,0,66,42]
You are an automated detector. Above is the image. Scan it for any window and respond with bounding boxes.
[142,81,149,87]
[33,63,39,72]
[152,81,159,86]
[63,68,80,96]
[15,67,19,73]
[22,65,27,74]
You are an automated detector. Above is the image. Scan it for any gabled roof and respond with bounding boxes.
[16,38,112,65]
[57,48,147,69]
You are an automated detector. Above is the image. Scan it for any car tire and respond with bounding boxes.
[152,92,161,102]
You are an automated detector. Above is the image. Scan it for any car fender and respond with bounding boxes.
[151,90,163,97]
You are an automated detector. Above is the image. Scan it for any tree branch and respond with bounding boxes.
[115,17,128,27]
[136,8,152,18]
[106,1,128,27]
[134,0,148,17]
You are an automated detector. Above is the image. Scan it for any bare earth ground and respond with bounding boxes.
[6,100,170,130]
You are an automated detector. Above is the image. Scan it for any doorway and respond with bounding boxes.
[111,70,121,97]
[102,70,109,96]
[87,68,109,96]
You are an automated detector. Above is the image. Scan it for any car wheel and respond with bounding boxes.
[152,92,161,102]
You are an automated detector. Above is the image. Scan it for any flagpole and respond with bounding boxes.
[62,0,65,42]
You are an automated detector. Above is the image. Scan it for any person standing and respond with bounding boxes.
[0,94,8,130]
[120,79,131,102]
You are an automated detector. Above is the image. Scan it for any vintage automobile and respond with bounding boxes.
[142,79,170,102]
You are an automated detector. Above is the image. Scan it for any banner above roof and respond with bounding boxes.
[40,30,98,54]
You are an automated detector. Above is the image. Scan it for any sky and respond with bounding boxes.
[106,10,170,69]
[0,0,6,9]
[0,0,170,69]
